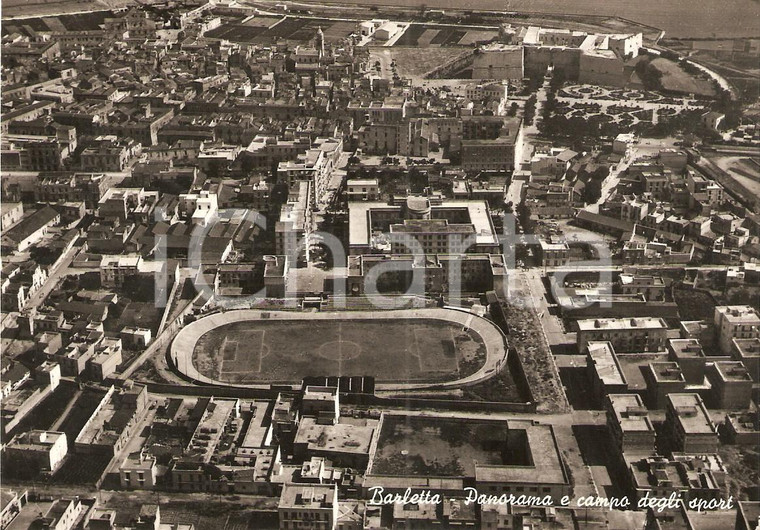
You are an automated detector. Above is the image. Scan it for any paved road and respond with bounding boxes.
[522,268,576,346]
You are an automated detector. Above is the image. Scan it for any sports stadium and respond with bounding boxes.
[170,308,508,390]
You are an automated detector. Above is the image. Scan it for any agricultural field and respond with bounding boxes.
[53,452,112,486]
[0,381,79,444]
[1,10,112,36]
[57,387,109,449]
[205,16,357,44]
[206,21,270,42]
[192,318,487,384]
[392,23,497,47]
[293,0,760,39]
[371,416,516,477]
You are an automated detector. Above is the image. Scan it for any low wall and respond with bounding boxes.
[341,393,536,413]
[146,382,286,399]
[562,301,680,319]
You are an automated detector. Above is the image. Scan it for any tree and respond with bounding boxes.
[549,68,566,90]
[523,95,537,125]
[635,59,663,92]
[516,202,533,233]
[583,178,603,204]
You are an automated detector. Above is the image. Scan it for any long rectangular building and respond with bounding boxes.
[577,317,668,353]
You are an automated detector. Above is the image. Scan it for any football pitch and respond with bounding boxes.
[191,319,486,384]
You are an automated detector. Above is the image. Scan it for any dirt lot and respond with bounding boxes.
[370,47,468,82]
[719,444,760,500]
[371,415,512,476]
[2,0,126,18]
[650,58,717,97]
[192,318,486,384]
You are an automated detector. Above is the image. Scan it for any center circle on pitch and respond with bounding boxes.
[315,340,363,361]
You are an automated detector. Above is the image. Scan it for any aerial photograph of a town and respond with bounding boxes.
[0,0,758,527]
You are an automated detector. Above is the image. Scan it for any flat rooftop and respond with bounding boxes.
[8,430,65,450]
[390,219,476,234]
[667,394,715,435]
[668,338,705,359]
[587,341,626,387]
[6,501,55,530]
[347,178,378,186]
[711,361,753,383]
[647,362,686,383]
[578,317,667,331]
[619,274,665,287]
[348,200,497,249]
[733,338,760,358]
[240,401,271,449]
[295,417,376,456]
[474,420,567,486]
[539,239,569,251]
[304,386,338,402]
[607,394,653,434]
[76,387,143,447]
[279,483,336,509]
[188,398,236,462]
[616,353,669,392]
[716,305,760,323]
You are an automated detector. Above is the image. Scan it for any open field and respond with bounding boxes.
[4,0,759,38]
[192,318,486,384]
[280,0,760,39]
[1,10,112,36]
[53,452,112,485]
[370,47,468,80]
[710,155,760,197]
[370,415,512,476]
[57,387,108,448]
[1,0,113,18]
[650,58,717,97]
[206,16,357,43]
[0,381,79,444]
[392,23,497,47]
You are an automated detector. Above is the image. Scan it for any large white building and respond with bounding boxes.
[577,317,669,353]
[275,180,312,259]
[348,197,500,256]
[278,483,338,530]
[4,430,68,474]
[178,190,218,226]
[714,305,760,354]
